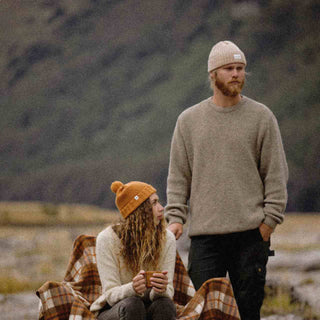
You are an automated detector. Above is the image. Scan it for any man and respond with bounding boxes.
[165,40,288,319]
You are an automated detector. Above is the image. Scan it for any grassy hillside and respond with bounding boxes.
[0,0,319,211]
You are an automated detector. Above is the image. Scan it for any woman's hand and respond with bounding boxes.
[150,271,169,293]
[133,270,147,295]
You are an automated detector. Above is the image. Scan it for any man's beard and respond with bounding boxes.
[214,76,245,97]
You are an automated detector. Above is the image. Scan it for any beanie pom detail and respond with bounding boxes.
[111,180,157,218]
[111,181,123,193]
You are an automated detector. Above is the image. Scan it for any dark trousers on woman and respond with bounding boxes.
[97,296,176,320]
[188,228,273,320]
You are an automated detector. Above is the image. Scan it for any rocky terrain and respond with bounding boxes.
[175,219,320,319]
[169,214,320,318]
[1,214,320,319]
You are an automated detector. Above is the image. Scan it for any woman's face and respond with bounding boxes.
[149,193,164,225]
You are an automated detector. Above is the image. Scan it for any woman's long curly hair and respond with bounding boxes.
[112,198,166,275]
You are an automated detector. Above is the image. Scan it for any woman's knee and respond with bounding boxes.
[147,297,176,320]
[119,296,146,320]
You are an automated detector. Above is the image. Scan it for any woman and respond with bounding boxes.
[90,181,177,320]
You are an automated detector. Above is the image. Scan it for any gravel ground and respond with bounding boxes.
[1,214,320,319]
[0,292,304,320]
[0,292,39,320]
[176,222,320,318]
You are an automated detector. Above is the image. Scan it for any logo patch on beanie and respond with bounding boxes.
[134,195,139,200]
[234,54,242,60]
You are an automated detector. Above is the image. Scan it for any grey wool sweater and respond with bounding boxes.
[165,96,289,236]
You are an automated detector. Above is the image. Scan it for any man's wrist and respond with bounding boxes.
[263,216,277,230]
[166,216,184,226]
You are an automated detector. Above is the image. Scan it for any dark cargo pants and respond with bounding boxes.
[188,228,273,320]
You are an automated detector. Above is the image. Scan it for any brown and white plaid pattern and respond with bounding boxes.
[37,235,240,320]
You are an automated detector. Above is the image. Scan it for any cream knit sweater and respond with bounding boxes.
[165,96,288,236]
[90,226,176,312]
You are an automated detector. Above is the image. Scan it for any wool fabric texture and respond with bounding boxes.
[208,40,247,72]
[111,181,156,218]
[90,226,176,311]
[165,96,288,236]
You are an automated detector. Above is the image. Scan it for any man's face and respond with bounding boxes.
[211,63,245,97]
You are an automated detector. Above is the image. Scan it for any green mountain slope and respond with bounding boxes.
[0,0,319,211]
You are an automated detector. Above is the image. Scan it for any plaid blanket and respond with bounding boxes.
[37,234,240,320]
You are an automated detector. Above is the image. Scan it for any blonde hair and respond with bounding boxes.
[112,198,166,275]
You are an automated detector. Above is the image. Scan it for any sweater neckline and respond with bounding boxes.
[208,96,247,113]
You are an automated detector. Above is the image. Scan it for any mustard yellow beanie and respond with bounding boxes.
[208,40,246,72]
[111,181,156,218]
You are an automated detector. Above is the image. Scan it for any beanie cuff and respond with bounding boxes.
[207,40,246,72]
[121,185,156,218]
[208,60,246,73]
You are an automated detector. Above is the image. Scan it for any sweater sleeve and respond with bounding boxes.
[93,228,136,308]
[149,230,177,301]
[165,117,192,226]
[260,113,289,229]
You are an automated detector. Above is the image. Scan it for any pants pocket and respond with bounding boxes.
[254,228,275,256]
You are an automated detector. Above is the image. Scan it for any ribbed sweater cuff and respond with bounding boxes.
[263,215,278,229]
[167,217,184,226]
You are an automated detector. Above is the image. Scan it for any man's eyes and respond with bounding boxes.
[225,67,243,71]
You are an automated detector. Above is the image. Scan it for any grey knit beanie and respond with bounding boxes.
[208,40,246,72]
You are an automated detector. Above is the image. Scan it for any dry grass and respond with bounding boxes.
[0,201,119,294]
[261,213,320,318]
[0,201,118,225]
[1,205,320,320]
[0,225,107,294]
[276,213,320,234]
[262,285,318,319]
[271,213,320,252]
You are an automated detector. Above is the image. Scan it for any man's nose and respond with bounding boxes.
[232,69,239,77]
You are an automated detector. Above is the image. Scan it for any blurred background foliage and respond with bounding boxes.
[0,0,319,212]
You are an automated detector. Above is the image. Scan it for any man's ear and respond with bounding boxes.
[209,71,215,81]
